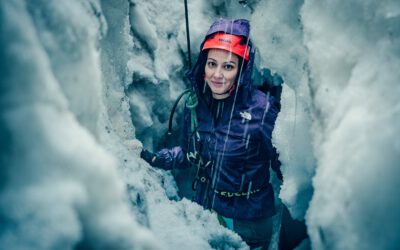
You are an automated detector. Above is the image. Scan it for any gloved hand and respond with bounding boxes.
[140,149,158,166]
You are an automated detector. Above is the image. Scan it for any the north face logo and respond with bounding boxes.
[240,111,252,122]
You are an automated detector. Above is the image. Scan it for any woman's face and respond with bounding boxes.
[205,49,239,100]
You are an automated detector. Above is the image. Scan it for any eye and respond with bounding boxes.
[207,61,217,68]
[224,64,235,71]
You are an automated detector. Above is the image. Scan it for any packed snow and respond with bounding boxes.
[0,0,399,249]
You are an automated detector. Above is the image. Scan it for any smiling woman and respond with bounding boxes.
[140,19,282,249]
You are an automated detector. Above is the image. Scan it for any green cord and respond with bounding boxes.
[185,91,198,134]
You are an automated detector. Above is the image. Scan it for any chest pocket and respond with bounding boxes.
[215,115,263,162]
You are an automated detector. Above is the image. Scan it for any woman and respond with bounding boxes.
[141,18,282,249]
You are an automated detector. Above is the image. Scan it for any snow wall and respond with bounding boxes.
[0,0,399,250]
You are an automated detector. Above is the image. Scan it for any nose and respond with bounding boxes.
[213,66,223,79]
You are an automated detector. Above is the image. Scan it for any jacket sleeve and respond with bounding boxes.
[261,95,283,180]
[152,107,191,170]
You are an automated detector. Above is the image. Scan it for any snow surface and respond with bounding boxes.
[1,0,399,250]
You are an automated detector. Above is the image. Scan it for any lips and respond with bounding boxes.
[211,80,224,87]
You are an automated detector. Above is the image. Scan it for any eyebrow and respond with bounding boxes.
[207,58,237,65]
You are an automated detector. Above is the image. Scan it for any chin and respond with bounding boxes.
[210,86,227,94]
[213,89,225,94]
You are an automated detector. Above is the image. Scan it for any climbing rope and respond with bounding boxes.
[166,0,195,136]
[167,89,191,135]
[183,0,192,69]
[167,88,198,136]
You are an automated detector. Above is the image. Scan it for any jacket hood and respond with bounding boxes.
[206,19,250,37]
[187,18,255,106]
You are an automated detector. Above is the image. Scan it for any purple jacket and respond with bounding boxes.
[155,19,280,220]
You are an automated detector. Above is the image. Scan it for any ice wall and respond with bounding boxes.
[0,1,156,249]
[302,1,400,249]
[248,1,400,249]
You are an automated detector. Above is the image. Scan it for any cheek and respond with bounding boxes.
[204,67,212,80]
[226,71,238,82]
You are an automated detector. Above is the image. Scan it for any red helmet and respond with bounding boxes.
[202,32,250,61]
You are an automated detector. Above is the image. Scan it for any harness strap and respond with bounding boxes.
[214,188,261,197]
[214,183,268,198]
